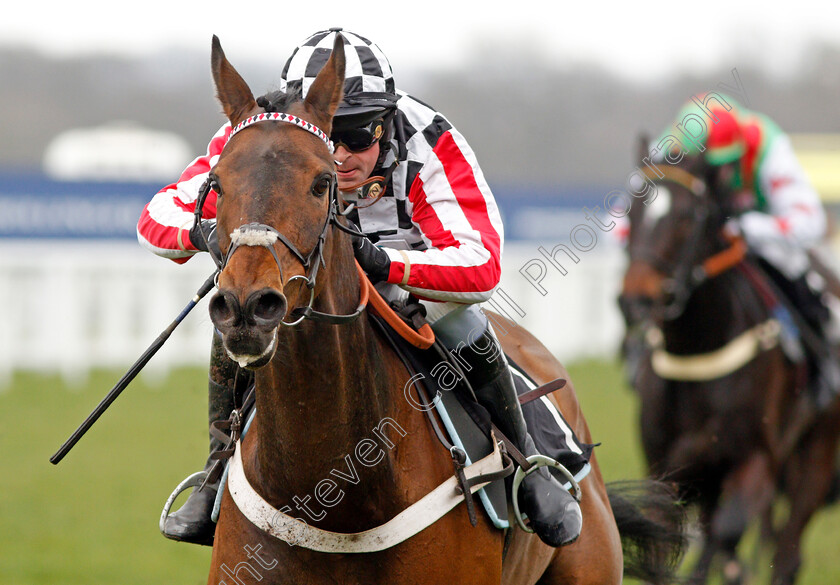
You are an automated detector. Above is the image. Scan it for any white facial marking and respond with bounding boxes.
[644,185,672,227]
[226,334,277,368]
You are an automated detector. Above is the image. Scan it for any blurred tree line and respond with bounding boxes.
[1,42,838,189]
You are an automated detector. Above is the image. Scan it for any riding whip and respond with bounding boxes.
[49,271,218,465]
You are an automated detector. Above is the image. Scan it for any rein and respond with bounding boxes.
[642,164,706,197]
[702,235,747,279]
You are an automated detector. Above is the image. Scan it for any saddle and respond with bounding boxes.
[365,298,594,529]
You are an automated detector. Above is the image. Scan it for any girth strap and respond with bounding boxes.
[368,313,484,524]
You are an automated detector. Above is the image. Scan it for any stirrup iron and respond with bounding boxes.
[511,454,582,533]
[159,470,208,535]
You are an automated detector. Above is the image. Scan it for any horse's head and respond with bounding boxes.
[205,35,346,368]
[619,144,737,325]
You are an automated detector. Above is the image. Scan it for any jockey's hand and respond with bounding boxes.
[189,219,221,259]
[723,217,741,239]
[352,232,391,283]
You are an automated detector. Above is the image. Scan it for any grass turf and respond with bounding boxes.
[1,359,838,584]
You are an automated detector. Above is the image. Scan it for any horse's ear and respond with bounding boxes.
[637,132,650,164]
[626,133,650,235]
[211,35,257,127]
[303,34,345,131]
[687,151,710,181]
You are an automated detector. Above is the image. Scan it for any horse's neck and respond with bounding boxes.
[248,254,407,514]
[664,268,765,353]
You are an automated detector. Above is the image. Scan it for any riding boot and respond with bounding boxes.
[791,282,840,409]
[807,330,840,410]
[162,331,244,546]
[758,260,840,410]
[456,325,582,547]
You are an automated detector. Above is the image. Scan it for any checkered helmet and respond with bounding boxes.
[281,28,398,132]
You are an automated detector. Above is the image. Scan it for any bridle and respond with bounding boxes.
[623,165,778,383]
[635,165,746,320]
[194,111,371,326]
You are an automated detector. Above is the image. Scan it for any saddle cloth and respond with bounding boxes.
[435,362,593,529]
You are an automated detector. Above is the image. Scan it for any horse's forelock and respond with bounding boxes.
[256,90,299,113]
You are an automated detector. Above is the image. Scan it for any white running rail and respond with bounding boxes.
[0,240,626,386]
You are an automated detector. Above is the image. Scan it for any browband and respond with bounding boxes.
[227,112,334,153]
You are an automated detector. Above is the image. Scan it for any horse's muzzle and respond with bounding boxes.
[209,288,288,367]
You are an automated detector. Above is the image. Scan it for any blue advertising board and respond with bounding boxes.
[0,172,161,240]
[0,171,610,242]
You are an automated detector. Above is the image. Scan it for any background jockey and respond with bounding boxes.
[137,28,582,548]
[653,93,840,407]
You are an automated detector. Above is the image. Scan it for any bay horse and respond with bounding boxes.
[203,35,683,585]
[619,145,840,585]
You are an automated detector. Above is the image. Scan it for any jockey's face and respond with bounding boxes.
[334,141,380,191]
[710,161,740,200]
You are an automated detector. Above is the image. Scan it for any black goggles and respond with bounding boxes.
[331,119,385,153]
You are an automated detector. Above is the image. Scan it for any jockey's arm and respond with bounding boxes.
[136,124,230,262]
[380,129,504,304]
[739,135,826,251]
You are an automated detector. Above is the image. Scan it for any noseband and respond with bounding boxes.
[194,112,369,326]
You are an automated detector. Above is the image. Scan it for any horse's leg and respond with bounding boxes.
[770,405,840,585]
[500,391,622,585]
[637,373,673,478]
[700,452,775,585]
[666,426,727,474]
[207,489,268,585]
[689,500,718,585]
[492,313,624,585]
[532,464,623,585]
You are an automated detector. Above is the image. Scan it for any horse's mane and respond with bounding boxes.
[256,89,300,113]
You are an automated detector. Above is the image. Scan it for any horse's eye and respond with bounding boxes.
[312,176,331,198]
[210,177,223,200]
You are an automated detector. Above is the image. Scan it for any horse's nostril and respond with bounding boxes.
[209,291,240,327]
[246,289,287,328]
[255,292,285,320]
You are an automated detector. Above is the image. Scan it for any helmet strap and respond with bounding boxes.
[336,109,399,212]
[339,159,398,211]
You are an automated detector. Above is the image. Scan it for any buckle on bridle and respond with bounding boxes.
[282,275,316,327]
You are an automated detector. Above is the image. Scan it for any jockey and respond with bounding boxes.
[137,28,582,548]
[658,94,840,406]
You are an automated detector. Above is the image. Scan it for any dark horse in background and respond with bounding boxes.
[201,35,685,585]
[618,143,840,585]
